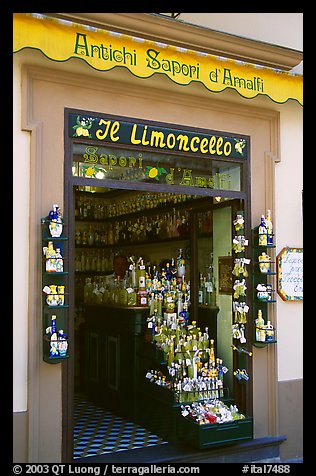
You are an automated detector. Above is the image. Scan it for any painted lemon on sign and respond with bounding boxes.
[146,166,167,181]
[234,139,246,155]
[148,167,159,178]
[72,115,94,138]
[75,126,90,137]
[85,167,95,177]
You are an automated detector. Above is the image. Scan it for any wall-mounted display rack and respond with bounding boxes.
[41,207,69,363]
[252,223,277,348]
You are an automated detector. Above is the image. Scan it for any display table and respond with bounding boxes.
[80,304,220,425]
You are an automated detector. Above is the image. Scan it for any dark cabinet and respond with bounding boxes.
[80,305,149,419]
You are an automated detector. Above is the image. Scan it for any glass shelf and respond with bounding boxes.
[42,236,69,242]
[253,271,276,276]
[44,271,69,276]
[253,340,277,348]
[256,299,276,303]
[43,305,69,309]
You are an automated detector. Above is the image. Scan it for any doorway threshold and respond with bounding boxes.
[74,435,286,464]
[73,393,167,460]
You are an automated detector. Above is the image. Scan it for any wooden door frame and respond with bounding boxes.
[62,107,251,462]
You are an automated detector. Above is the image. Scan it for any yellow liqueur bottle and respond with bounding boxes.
[167,336,175,367]
[265,209,273,246]
[209,339,215,365]
[255,309,266,342]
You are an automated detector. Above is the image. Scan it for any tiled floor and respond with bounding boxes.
[73,394,167,459]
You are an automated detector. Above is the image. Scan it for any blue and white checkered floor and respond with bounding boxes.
[73,394,167,459]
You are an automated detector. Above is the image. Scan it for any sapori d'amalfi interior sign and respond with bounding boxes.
[13,13,303,106]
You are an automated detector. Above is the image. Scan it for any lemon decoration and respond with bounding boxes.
[148,167,159,178]
[85,166,95,177]
[234,139,246,156]
[76,126,84,136]
[146,165,167,181]
[72,115,94,138]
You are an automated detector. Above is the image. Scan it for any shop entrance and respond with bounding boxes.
[70,186,246,460]
[62,109,251,462]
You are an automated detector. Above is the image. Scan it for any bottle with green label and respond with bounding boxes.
[198,275,204,304]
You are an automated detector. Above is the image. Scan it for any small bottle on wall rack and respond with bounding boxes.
[258,215,268,246]
[48,204,63,237]
[265,209,273,246]
[255,310,266,342]
[46,314,59,358]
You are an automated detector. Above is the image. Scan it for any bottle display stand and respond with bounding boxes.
[139,320,253,447]
[41,213,69,363]
[177,412,253,449]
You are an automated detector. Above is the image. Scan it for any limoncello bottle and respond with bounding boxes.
[265,209,273,246]
[209,339,215,365]
[255,309,266,342]
[49,315,58,358]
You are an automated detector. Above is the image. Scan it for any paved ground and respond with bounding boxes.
[254,457,303,463]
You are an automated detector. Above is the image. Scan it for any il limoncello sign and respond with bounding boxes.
[68,113,248,159]
[13,13,303,106]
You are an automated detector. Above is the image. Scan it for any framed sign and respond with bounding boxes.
[277,247,303,301]
[218,256,233,294]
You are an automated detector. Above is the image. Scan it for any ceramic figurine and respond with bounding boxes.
[57,330,68,357]
[48,204,63,237]
[57,285,65,306]
[265,321,275,341]
[43,241,56,272]
[55,248,64,272]
[256,283,272,301]
[46,284,59,306]
[258,252,271,273]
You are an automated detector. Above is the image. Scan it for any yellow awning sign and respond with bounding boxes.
[13,13,303,106]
